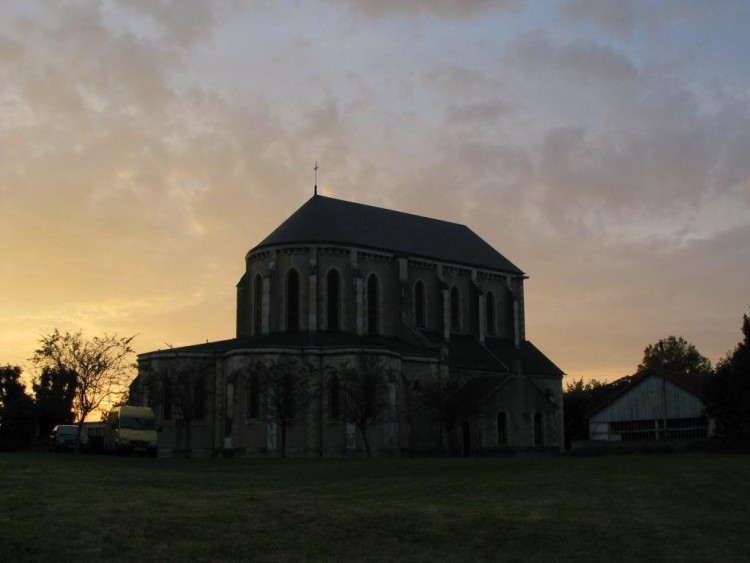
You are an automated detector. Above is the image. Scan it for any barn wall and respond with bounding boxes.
[589,375,710,442]
[590,377,705,423]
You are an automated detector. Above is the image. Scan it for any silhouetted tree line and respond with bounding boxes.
[0,363,75,450]
[705,314,750,446]
[0,330,135,451]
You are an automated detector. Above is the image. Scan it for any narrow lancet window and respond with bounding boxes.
[253,274,263,335]
[450,286,460,332]
[414,281,425,328]
[534,412,543,446]
[497,411,507,445]
[367,274,379,335]
[329,375,340,419]
[287,269,300,332]
[248,374,260,419]
[327,269,340,331]
[486,291,496,336]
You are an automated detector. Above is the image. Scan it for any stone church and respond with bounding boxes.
[131,193,564,456]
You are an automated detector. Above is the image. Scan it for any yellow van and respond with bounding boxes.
[104,405,158,457]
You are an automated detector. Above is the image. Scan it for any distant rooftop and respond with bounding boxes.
[251,195,523,274]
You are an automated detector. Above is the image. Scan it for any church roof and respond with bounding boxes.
[484,338,565,377]
[251,195,523,274]
[139,332,432,358]
[139,331,563,378]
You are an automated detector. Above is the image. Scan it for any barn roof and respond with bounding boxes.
[251,195,524,274]
[588,369,712,417]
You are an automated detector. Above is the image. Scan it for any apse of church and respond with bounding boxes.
[134,194,564,457]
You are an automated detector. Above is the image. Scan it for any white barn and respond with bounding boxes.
[589,370,713,442]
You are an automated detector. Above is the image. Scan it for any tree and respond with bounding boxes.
[32,366,77,438]
[638,336,712,376]
[249,357,314,457]
[562,378,609,448]
[332,356,394,458]
[706,314,750,446]
[155,355,213,457]
[0,365,36,451]
[417,370,464,454]
[32,329,136,452]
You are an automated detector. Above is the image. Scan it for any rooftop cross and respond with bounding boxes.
[314,161,318,196]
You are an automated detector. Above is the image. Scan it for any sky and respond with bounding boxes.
[1,0,749,387]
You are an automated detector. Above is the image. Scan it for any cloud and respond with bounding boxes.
[560,0,750,43]
[507,31,637,86]
[445,101,511,128]
[329,0,523,20]
[118,0,239,48]
[558,0,639,39]
[1,0,748,387]
[495,30,750,242]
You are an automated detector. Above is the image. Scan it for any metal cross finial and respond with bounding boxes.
[314,161,318,195]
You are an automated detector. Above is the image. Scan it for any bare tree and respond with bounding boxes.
[155,355,213,457]
[248,357,314,457]
[418,370,464,454]
[32,329,136,452]
[332,355,394,458]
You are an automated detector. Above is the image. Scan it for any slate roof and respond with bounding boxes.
[484,338,565,377]
[139,332,431,358]
[139,330,563,379]
[414,332,564,376]
[453,375,510,414]
[446,335,509,372]
[251,195,523,274]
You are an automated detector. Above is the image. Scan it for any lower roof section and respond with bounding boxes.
[138,331,563,377]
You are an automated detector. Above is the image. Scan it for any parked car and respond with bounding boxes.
[81,423,105,454]
[49,424,85,452]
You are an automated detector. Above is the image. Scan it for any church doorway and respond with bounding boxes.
[461,420,471,457]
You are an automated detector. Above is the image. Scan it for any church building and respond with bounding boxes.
[131,193,564,456]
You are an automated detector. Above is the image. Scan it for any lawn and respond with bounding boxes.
[0,452,748,562]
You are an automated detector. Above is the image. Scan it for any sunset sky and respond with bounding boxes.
[2,1,749,387]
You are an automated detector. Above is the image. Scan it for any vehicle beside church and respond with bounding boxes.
[104,405,158,456]
[49,424,80,452]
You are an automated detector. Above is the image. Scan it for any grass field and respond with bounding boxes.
[1,452,748,562]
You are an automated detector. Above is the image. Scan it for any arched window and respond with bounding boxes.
[247,374,260,419]
[193,378,206,421]
[283,373,295,419]
[364,376,377,419]
[367,274,379,335]
[486,291,496,336]
[327,269,341,331]
[253,274,263,335]
[414,281,425,328]
[534,412,543,446]
[497,411,507,445]
[286,269,300,332]
[329,375,340,419]
[450,286,460,332]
